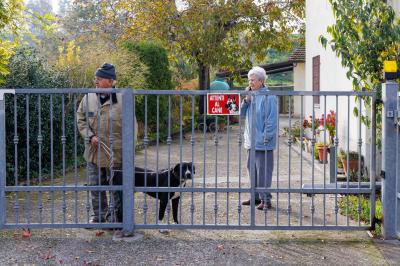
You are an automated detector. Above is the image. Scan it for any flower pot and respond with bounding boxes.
[316,145,329,163]
[342,159,359,176]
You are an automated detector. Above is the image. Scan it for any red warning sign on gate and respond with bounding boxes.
[207,93,240,115]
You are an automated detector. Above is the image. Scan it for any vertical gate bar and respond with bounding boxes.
[276,96,280,226]
[191,95,195,225]
[179,95,183,224]
[346,96,350,226]
[202,96,206,225]
[250,94,256,227]
[264,115,268,226]
[73,94,78,224]
[0,95,6,228]
[214,115,219,225]
[85,94,90,222]
[38,95,43,223]
[122,89,134,234]
[82,94,89,222]
[13,94,19,224]
[156,96,159,224]
[382,81,398,239]
[238,98,242,226]
[144,95,148,224]
[370,96,376,230]
[311,99,315,226]
[62,94,67,224]
[50,95,55,224]
[96,94,102,224]
[132,92,137,230]
[357,96,362,226]
[288,95,292,226]
[300,95,304,226]
[26,95,31,224]
[108,94,115,223]
[323,95,327,226]
[226,114,230,226]
[397,92,400,237]
[335,96,339,226]
[167,95,172,223]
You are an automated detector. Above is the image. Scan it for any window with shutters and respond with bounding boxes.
[312,55,320,105]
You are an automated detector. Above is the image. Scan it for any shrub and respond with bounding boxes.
[2,46,84,185]
[123,41,174,139]
[338,195,382,235]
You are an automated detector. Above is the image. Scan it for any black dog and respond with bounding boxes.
[133,162,195,224]
[109,162,195,224]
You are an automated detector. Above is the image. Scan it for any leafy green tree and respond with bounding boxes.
[0,0,24,84]
[320,0,399,93]
[111,0,304,113]
[319,0,400,147]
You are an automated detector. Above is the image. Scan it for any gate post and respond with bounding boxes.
[382,81,399,239]
[122,89,135,235]
[0,93,6,228]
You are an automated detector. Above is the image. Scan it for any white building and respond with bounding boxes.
[304,0,399,157]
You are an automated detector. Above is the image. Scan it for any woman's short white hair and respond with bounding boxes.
[248,66,267,82]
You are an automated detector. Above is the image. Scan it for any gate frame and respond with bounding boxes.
[382,81,400,239]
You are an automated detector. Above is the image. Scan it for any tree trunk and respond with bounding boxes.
[197,62,210,114]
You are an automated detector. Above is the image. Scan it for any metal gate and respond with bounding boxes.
[0,88,378,234]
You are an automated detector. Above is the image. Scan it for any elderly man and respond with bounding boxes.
[240,66,278,210]
[77,63,137,224]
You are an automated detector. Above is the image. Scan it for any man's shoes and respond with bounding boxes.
[89,217,106,224]
[85,217,106,229]
[257,201,272,210]
[242,199,262,206]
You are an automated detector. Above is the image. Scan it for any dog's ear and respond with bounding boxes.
[173,163,181,176]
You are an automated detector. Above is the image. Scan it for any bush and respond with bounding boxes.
[123,41,174,139]
[124,41,195,142]
[2,46,84,185]
[338,195,382,235]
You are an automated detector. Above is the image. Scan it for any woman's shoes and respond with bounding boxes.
[256,201,272,210]
[242,199,262,205]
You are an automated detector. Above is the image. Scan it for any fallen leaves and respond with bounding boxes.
[22,228,32,238]
[95,231,104,237]
[41,250,55,260]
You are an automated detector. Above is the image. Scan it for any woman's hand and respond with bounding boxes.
[244,86,252,102]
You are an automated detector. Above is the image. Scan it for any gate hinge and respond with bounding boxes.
[395,110,400,126]
[0,89,15,101]
[380,170,385,179]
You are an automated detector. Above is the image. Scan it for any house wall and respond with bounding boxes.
[305,0,361,152]
[293,62,305,117]
[388,0,400,15]
[304,0,399,174]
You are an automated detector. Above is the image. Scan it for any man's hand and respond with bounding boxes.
[91,135,99,147]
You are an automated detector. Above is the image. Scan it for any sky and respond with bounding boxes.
[50,0,59,12]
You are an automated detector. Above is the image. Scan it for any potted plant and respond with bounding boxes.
[315,142,329,163]
[303,116,320,139]
[319,110,336,145]
[337,150,344,174]
[339,150,359,176]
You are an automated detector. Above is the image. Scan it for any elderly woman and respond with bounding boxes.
[240,66,278,210]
